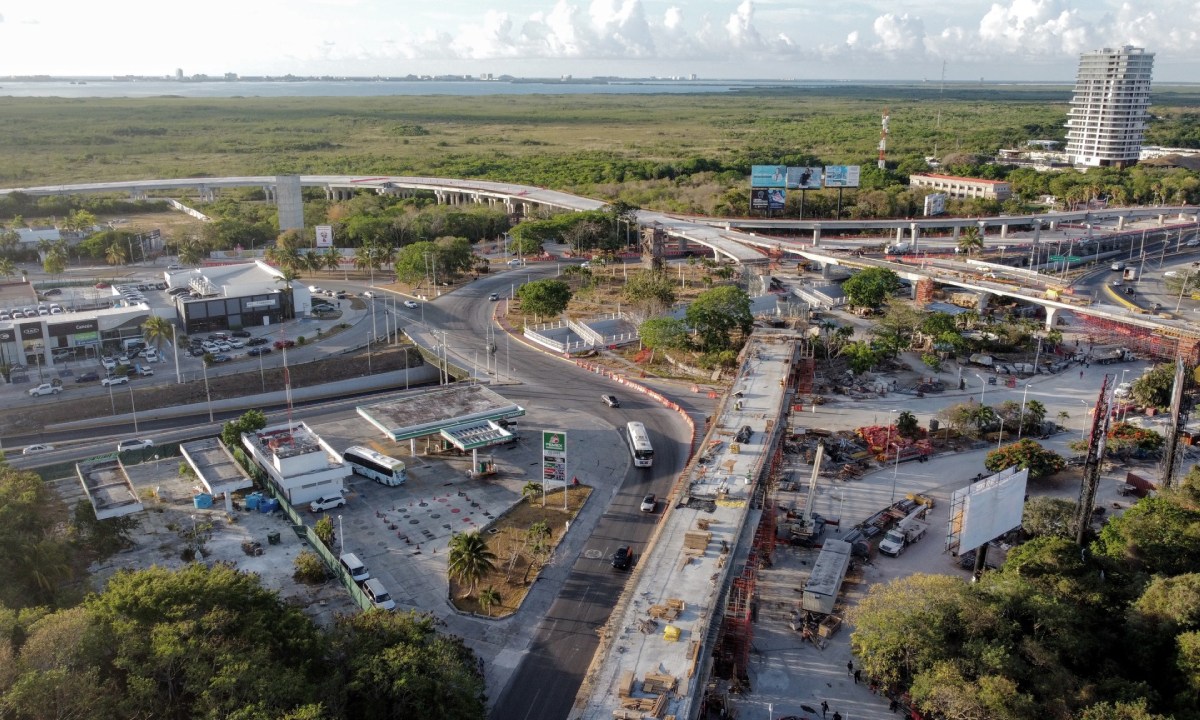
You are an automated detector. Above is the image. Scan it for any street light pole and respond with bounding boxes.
[998,418,1005,450]
[975,373,987,404]
[129,385,138,434]
[202,361,214,423]
[1017,384,1030,441]
[338,514,344,556]
[889,444,902,503]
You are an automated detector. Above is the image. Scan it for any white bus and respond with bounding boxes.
[625,422,654,468]
[342,446,407,487]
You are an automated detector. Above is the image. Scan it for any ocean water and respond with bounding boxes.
[0,78,860,99]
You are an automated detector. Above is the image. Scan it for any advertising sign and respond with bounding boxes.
[823,165,862,188]
[542,430,567,485]
[18,322,44,341]
[923,192,947,217]
[787,166,823,190]
[49,319,98,337]
[767,188,787,210]
[750,165,788,188]
[750,189,770,211]
[0,329,13,342]
[315,225,334,248]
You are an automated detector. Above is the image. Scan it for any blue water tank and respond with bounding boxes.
[259,498,279,514]
[192,493,213,509]
[245,493,263,510]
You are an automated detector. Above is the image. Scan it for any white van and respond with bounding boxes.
[362,578,396,610]
[339,553,370,583]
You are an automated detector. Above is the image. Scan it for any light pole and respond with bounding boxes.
[1017,384,1030,441]
[338,514,344,555]
[128,385,139,434]
[202,360,214,423]
[975,373,987,403]
[1080,400,1089,440]
[889,444,902,503]
[997,418,1005,451]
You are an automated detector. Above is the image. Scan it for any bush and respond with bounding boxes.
[297,336,306,345]
[293,551,328,584]
[985,438,1066,480]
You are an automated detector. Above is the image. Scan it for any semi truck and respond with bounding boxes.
[878,507,928,557]
[1078,347,1136,365]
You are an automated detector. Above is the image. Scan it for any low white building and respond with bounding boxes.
[908,173,1012,202]
[169,260,314,335]
[241,421,346,506]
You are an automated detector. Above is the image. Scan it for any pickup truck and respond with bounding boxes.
[27,383,62,397]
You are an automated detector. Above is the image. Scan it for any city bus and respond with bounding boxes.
[342,446,407,487]
[625,422,654,468]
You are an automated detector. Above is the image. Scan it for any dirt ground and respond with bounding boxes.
[448,485,593,617]
[6,344,422,435]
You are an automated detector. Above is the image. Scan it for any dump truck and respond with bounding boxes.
[1084,347,1136,365]
[878,507,928,557]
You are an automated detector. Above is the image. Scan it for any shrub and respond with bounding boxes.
[293,551,328,584]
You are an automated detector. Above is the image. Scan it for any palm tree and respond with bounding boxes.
[142,315,174,356]
[354,243,377,281]
[0,257,16,280]
[447,531,497,598]
[105,241,127,267]
[957,226,984,256]
[522,481,543,505]
[321,247,342,273]
[478,586,501,616]
[178,241,205,267]
[303,250,324,276]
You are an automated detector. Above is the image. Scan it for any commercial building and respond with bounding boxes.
[169,260,314,335]
[240,421,346,506]
[1065,46,1154,168]
[0,284,152,369]
[908,174,1012,202]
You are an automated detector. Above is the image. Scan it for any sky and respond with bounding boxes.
[1,0,1198,82]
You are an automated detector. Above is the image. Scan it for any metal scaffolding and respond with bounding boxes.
[1075,375,1113,545]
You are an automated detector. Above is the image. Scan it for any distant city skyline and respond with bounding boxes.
[2,0,1198,82]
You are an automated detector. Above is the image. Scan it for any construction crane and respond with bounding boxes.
[783,442,827,546]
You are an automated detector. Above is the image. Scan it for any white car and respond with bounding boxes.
[310,494,346,512]
[308,285,323,294]
[403,300,419,309]
[117,438,154,452]
[1114,382,1133,399]
[22,444,55,455]
[143,349,159,362]
[101,357,118,370]
[507,259,524,267]
[102,375,129,387]
[227,338,245,349]
[28,383,62,397]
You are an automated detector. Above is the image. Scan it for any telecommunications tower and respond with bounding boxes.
[878,108,890,169]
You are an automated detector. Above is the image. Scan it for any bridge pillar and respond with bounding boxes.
[952,225,960,240]
[1158,214,1166,227]
[1033,222,1042,243]
[1044,307,1059,330]
[909,222,920,252]
[504,199,515,214]
[435,190,446,205]
[999,224,1009,239]
[323,186,333,201]
[977,292,992,312]
[812,224,821,247]
[1048,220,1058,231]
[1117,215,1126,231]
[263,186,275,204]
[978,220,988,241]
[895,227,904,242]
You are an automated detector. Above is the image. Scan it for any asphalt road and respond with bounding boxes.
[406,266,698,720]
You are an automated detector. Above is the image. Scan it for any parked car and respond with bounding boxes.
[28,383,62,397]
[143,349,159,362]
[247,347,273,356]
[611,545,633,570]
[22,444,55,455]
[247,337,269,346]
[231,330,252,338]
[310,494,346,512]
[42,288,63,297]
[362,578,396,610]
[189,347,206,357]
[211,354,232,363]
[227,338,245,349]
[116,438,154,453]
[101,356,118,370]
[274,339,296,350]
[102,375,129,386]
[403,300,419,309]
[76,371,100,383]
[640,494,657,513]
[312,303,335,313]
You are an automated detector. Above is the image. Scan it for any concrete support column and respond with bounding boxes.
[324,186,334,201]
[1048,221,1058,231]
[821,263,832,279]
[1033,222,1042,243]
[1158,214,1166,227]
[977,221,988,241]
[1000,224,1009,239]
[812,224,821,247]
[1044,307,1059,330]
[1117,215,1126,231]
[435,190,446,205]
[895,227,904,242]
[263,186,275,204]
[504,199,514,214]
[952,225,961,240]
[977,292,993,312]
[909,223,920,252]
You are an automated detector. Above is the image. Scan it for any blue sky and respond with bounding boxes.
[1,0,1197,81]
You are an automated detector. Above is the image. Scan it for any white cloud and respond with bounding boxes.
[872,13,926,53]
[724,0,762,48]
[977,0,1093,56]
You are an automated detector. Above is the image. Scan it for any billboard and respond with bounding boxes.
[767,188,787,210]
[823,165,861,188]
[542,430,567,485]
[315,225,334,248]
[923,193,948,217]
[49,319,98,337]
[750,189,770,211]
[787,166,823,190]
[948,467,1028,554]
[751,165,788,188]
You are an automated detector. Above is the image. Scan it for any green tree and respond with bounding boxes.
[957,225,984,255]
[141,315,174,356]
[447,531,497,598]
[478,586,501,617]
[638,317,690,353]
[1132,364,1176,410]
[1022,496,1078,539]
[0,467,78,608]
[221,409,268,448]
[984,438,1065,480]
[177,240,205,267]
[517,279,572,319]
[896,410,920,438]
[622,270,676,316]
[1094,496,1200,576]
[842,341,880,374]
[521,482,543,505]
[842,267,901,309]
[0,257,16,280]
[104,241,127,267]
[684,285,752,352]
[333,610,486,719]
[314,516,335,548]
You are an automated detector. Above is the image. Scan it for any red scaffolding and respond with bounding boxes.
[1077,314,1200,363]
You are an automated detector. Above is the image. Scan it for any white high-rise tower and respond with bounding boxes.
[1065,46,1154,168]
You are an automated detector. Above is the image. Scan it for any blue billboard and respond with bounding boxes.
[787,166,823,190]
[767,189,786,210]
[751,165,788,188]
[823,165,861,188]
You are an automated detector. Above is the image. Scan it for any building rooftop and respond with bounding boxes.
[180,437,253,495]
[911,173,1009,185]
[252,424,324,459]
[358,385,525,442]
[76,457,144,520]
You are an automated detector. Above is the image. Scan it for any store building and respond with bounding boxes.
[907,174,1012,202]
[169,260,313,335]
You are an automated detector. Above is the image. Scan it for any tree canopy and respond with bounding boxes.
[517,279,572,318]
[842,267,901,309]
[684,285,752,352]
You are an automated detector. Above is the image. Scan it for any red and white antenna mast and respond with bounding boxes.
[878,108,890,169]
